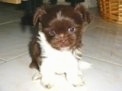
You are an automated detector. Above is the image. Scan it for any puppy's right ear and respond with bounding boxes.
[33,7,46,26]
[74,4,91,24]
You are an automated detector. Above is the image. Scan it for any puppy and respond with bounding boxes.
[29,4,90,88]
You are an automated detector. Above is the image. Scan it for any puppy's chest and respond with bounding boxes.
[42,48,78,73]
[37,33,78,73]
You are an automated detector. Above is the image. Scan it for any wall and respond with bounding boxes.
[58,0,97,8]
[85,0,97,8]
[0,0,21,4]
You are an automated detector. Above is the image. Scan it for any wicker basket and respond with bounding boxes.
[0,0,21,4]
[99,0,122,24]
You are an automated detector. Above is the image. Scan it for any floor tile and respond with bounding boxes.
[82,15,122,65]
[0,55,32,91]
[0,59,5,64]
[0,3,23,24]
[82,56,122,91]
[0,21,31,61]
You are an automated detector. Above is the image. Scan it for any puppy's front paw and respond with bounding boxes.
[42,83,53,89]
[73,76,85,87]
[67,74,85,87]
[32,72,42,81]
[41,78,54,89]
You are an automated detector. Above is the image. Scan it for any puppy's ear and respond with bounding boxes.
[33,7,46,26]
[74,4,91,24]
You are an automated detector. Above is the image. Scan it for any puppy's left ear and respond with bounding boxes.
[33,7,46,26]
[74,4,91,24]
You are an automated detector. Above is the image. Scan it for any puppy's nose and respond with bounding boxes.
[60,34,64,37]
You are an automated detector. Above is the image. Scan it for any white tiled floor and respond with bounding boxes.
[0,3,122,91]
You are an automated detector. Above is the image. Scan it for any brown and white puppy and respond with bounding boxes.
[29,4,90,88]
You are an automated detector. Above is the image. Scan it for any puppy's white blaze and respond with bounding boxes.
[57,11,63,20]
[56,11,75,23]
[37,31,83,86]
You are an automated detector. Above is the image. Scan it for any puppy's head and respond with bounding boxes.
[33,4,90,50]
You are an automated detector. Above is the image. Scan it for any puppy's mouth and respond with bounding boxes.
[57,38,70,47]
[50,36,76,50]
[52,41,71,50]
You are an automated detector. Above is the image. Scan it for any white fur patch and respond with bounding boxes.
[37,31,79,74]
[37,31,84,87]
[56,11,63,20]
[49,11,75,25]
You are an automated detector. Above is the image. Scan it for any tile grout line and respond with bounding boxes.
[0,52,29,65]
[84,55,122,67]
[0,58,8,62]
[9,52,29,61]
[0,19,20,26]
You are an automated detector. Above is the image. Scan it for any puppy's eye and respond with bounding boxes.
[68,27,76,33]
[48,31,56,36]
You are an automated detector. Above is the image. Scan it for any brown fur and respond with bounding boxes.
[29,36,41,70]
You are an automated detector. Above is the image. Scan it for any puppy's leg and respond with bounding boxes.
[32,68,41,81]
[29,37,42,80]
[39,60,56,89]
[66,62,84,87]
